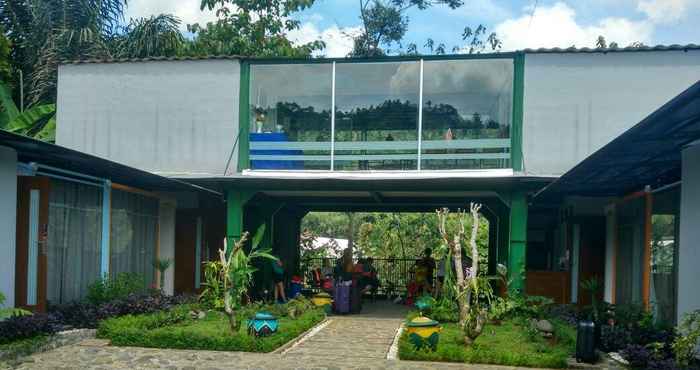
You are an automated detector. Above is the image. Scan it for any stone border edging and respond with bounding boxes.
[386,322,404,360]
[0,329,96,364]
[275,317,332,355]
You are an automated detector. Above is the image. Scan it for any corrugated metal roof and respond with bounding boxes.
[60,44,700,65]
[61,54,243,65]
[521,43,700,54]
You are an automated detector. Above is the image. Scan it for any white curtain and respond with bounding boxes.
[109,190,159,289]
[47,180,103,304]
[615,198,645,305]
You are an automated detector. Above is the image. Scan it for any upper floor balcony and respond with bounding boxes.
[243,56,517,171]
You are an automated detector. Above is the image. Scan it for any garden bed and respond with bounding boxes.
[398,318,576,369]
[97,304,326,353]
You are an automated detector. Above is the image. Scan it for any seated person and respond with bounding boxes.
[358,257,380,295]
[414,248,436,295]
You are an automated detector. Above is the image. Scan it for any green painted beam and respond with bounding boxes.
[237,62,251,172]
[511,53,525,172]
[508,192,528,293]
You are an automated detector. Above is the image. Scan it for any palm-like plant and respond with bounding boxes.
[152,258,173,293]
[219,224,276,332]
[114,14,184,59]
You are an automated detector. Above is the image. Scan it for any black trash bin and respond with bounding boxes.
[576,320,598,363]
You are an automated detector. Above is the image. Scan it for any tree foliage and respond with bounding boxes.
[352,0,499,57]
[353,0,463,57]
[302,211,489,265]
[192,0,324,57]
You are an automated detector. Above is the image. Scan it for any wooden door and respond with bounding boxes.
[15,176,50,312]
[577,217,606,306]
[174,210,197,294]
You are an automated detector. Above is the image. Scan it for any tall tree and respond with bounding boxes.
[191,0,324,57]
[352,0,500,56]
[353,0,464,57]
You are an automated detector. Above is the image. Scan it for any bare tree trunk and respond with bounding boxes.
[346,212,355,256]
[438,204,485,346]
[452,232,469,327]
[469,203,481,278]
[438,208,468,327]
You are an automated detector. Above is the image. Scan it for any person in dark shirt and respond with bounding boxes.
[272,259,287,303]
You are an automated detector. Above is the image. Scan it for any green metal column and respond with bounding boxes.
[508,192,528,294]
[511,52,525,172]
[226,189,253,251]
[238,62,250,172]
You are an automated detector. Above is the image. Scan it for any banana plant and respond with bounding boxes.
[0,80,56,141]
[5,104,56,140]
[218,224,276,332]
[0,80,19,129]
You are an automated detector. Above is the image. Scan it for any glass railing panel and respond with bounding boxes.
[420,59,513,170]
[249,63,332,170]
[334,61,420,170]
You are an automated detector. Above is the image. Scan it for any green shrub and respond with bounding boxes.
[0,292,31,319]
[673,309,700,367]
[97,304,192,339]
[490,294,554,321]
[98,304,325,353]
[86,273,145,305]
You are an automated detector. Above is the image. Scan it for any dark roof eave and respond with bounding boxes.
[0,130,221,196]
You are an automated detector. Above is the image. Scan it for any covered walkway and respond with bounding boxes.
[189,171,553,297]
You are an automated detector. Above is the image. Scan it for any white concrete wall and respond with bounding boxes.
[56,60,241,176]
[158,198,177,295]
[0,146,17,308]
[523,50,700,176]
[678,143,700,323]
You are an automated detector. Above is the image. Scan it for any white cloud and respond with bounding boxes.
[637,0,694,24]
[124,0,217,31]
[288,22,362,57]
[494,2,653,51]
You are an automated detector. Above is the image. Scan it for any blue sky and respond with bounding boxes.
[126,0,700,57]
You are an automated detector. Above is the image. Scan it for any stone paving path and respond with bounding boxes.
[283,316,402,361]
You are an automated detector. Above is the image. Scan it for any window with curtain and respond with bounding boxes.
[650,188,680,324]
[615,197,646,305]
[47,180,103,304]
[110,190,159,289]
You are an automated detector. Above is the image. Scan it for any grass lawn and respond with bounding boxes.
[98,305,325,353]
[399,319,576,369]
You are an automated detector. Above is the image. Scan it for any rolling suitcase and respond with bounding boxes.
[333,282,350,314]
[576,320,598,363]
